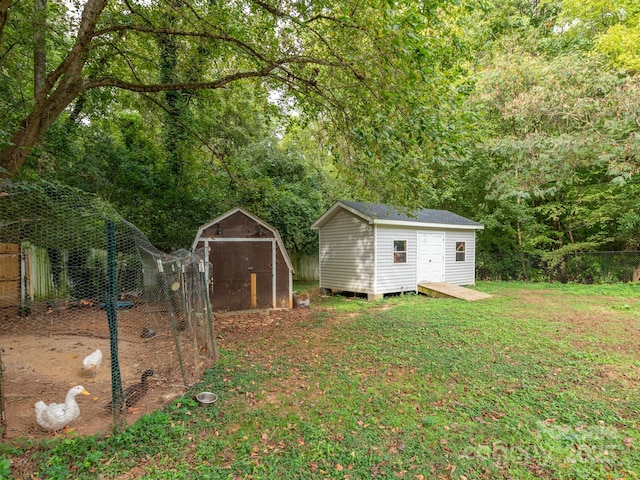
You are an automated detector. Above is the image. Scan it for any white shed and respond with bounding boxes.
[310,201,484,300]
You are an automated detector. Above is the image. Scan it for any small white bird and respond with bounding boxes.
[82,349,103,377]
[35,385,90,433]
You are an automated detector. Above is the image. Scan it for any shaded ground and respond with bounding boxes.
[1,303,217,439]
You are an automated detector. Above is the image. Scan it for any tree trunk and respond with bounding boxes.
[514,164,529,280]
[0,0,10,47]
[1,77,84,177]
[0,0,108,178]
[159,31,184,183]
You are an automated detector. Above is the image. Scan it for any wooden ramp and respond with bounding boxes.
[418,282,492,301]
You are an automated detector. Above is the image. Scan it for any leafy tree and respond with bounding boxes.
[0,0,468,198]
[26,79,334,252]
[559,0,640,71]
[467,42,640,259]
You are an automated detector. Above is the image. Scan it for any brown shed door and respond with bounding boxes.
[209,241,273,311]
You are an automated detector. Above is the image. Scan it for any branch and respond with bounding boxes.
[82,56,345,92]
[92,23,280,68]
[136,90,241,185]
[0,39,16,63]
[122,0,155,28]
[251,0,285,17]
[251,0,363,62]
[251,0,360,29]
[109,41,146,85]
[41,0,108,99]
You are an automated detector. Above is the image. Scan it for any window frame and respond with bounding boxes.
[393,240,407,264]
[456,241,466,262]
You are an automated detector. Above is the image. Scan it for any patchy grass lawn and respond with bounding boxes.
[3,281,640,479]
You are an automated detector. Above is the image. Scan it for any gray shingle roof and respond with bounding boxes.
[341,201,483,227]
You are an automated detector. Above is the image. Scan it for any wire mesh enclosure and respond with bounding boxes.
[477,251,640,283]
[0,180,218,438]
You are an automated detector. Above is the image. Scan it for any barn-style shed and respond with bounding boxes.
[310,201,484,300]
[192,208,294,311]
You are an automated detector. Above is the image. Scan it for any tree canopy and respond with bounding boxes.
[0,0,465,180]
[457,0,640,267]
[1,0,639,263]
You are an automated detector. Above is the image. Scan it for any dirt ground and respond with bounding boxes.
[0,302,278,440]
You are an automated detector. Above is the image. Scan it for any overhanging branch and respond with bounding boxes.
[82,56,345,92]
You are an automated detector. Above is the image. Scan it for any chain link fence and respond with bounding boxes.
[0,180,218,439]
[477,251,640,283]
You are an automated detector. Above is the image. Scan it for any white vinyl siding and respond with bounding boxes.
[313,202,481,297]
[443,230,476,285]
[318,210,374,292]
[375,226,417,294]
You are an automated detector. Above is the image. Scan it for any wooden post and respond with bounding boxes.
[250,272,257,308]
[272,239,276,308]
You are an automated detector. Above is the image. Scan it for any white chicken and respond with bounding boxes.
[82,349,103,377]
[35,385,90,433]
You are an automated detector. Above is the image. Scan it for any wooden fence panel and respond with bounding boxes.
[291,252,319,281]
[0,243,20,308]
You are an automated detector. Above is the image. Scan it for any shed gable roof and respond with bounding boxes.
[311,201,484,230]
[192,207,295,272]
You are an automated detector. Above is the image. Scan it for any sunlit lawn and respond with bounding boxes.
[3,281,640,479]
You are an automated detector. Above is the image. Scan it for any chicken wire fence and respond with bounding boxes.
[0,179,218,438]
[477,251,640,283]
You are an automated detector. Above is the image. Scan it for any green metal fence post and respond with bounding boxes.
[106,220,125,425]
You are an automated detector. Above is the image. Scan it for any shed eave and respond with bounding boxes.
[371,219,484,230]
[311,201,484,231]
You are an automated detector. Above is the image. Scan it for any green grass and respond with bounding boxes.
[3,281,640,479]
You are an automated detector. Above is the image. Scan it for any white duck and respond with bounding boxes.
[35,385,90,432]
[82,349,103,377]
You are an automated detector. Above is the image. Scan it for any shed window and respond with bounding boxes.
[456,242,466,262]
[393,240,407,264]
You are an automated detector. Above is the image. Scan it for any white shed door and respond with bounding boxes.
[417,233,444,283]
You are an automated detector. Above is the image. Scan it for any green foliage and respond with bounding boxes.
[1,0,471,214]
[558,0,640,71]
[0,457,11,480]
[3,0,640,262]
[19,84,333,252]
[465,31,640,256]
[321,0,472,209]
